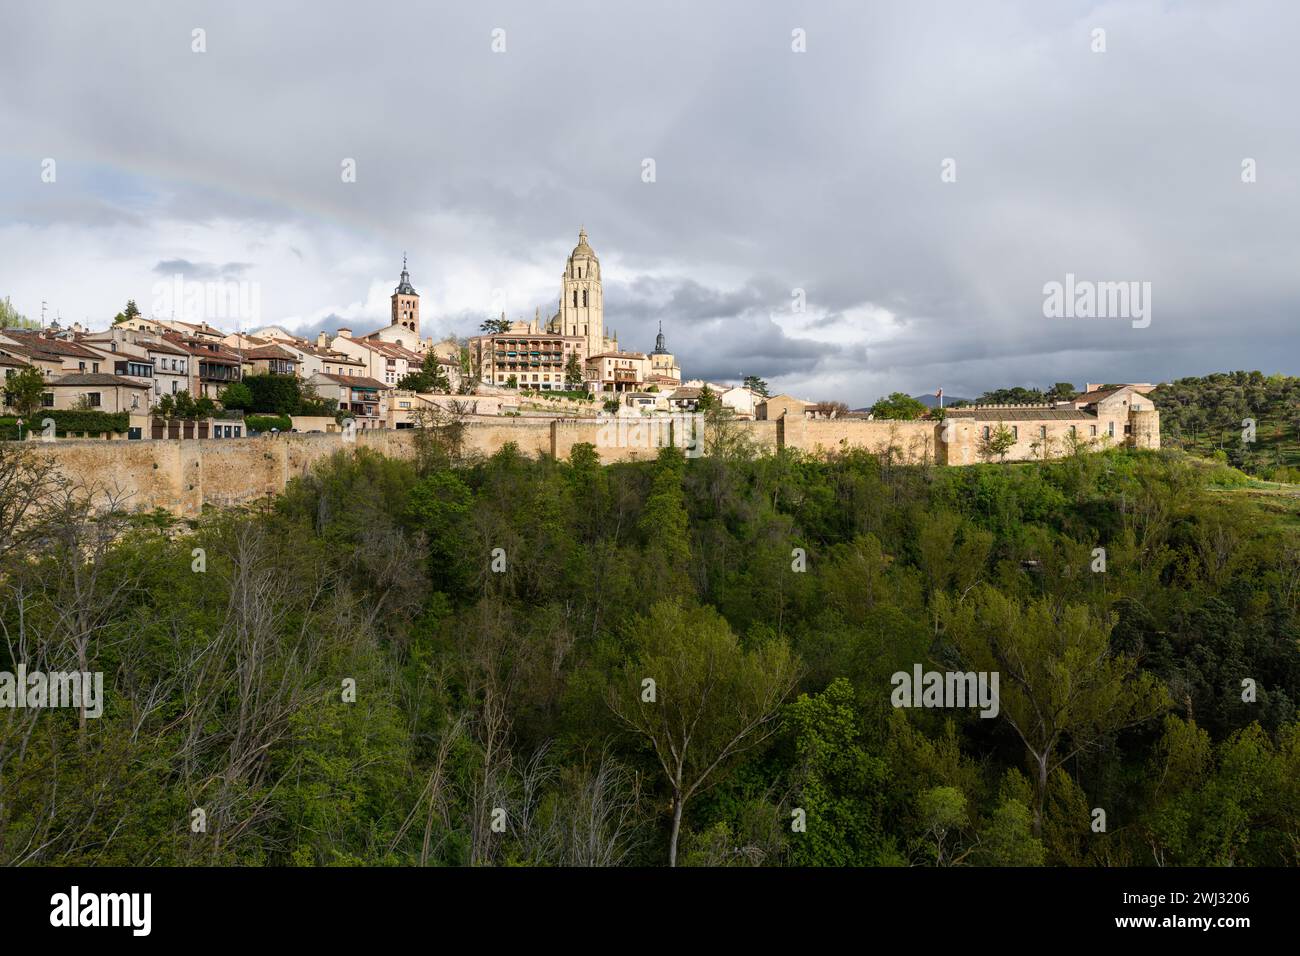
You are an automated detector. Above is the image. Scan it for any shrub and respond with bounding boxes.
[0,409,129,439]
[245,414,293,433]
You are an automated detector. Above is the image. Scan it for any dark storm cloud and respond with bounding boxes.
[2,0,1298,404]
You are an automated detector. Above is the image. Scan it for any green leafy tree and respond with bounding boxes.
[218,381,254,411]
[743,375,769,398]
[870,392,927,420]
[607,600,800,866]
[786,679,894,866]
[4,366,47,418]
[976,386,1047,405]
[0,297,38,330]
[939,587,1169,836]
[977,422,1017,462]
[697,384,720,414]
[1046,382,1077,401]
[396,352,451,393]
[565,353,584,390]
[111,299,141,325]
[172,390,197,419]
[479,317,511,335]
[457,345,476,394]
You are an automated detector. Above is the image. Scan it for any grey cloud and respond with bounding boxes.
[1,0,1298,405]
[153,260,253,280]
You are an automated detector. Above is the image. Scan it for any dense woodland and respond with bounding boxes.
[1150,371,1300,479]
[1,419,1298,867]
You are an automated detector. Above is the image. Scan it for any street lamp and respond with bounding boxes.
[15,418,23,441]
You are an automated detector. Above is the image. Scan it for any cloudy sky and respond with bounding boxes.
[2,0,1297,405]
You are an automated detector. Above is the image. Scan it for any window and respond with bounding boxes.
[1039,425,1047,438]
[1011,426,1018,440]
[41,392,53,407]
[92,363,99,373]
[85,392,101,407]
[78,361,86,372]
[1090,424,1097,437]
[1069,425,1077,437]
[1108,422,1116,437]
[982,426,990,439]
[583,290,588,307]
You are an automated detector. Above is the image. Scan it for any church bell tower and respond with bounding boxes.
[391,254,420,337]
[558,227,603,357]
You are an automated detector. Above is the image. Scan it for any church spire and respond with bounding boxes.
[395,253,417,296]
[654,320,668,354]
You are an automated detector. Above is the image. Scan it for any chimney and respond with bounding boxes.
[337,328,352,338]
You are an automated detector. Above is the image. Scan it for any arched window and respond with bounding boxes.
[573,290,578,308]
[583,290,588,307]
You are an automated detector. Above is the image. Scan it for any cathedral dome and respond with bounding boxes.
[570,227,597,260]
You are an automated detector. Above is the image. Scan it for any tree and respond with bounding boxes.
[786,678,893,866]
[396,352,451,393]
[457,345,477,394]
[1046,382,1077,401]
[607,600,800,866]
[4,366,47,418]
[111,299,141,325]
[219,381,254,411]
[869,392,927,420]
[743,375,770,398]
[565,353,584,390]
[977,422,1016,462]
[697,384,720,414]
[939,587,1168,836]
[976,386,1047,405]
[480,317,511,335]
[809,401,850,419]
[0,297,38,330]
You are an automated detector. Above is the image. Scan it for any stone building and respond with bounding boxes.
[586,351,651,393]
[941,384,1160,464]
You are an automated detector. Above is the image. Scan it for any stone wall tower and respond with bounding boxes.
[558,227,603,357]
[391,254,420,337]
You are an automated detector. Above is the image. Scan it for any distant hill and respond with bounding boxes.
[914,393,970,409]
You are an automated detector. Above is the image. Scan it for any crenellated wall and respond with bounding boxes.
[23,407,1158,514]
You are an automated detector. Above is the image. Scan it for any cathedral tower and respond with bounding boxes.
[557,227,604,357]
[391,254,420,337]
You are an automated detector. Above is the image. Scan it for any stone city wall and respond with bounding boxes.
[19,409,1156,514]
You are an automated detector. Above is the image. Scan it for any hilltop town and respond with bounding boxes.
[1,227,1158,464]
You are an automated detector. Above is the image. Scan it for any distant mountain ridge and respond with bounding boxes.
[914,393,970,408]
